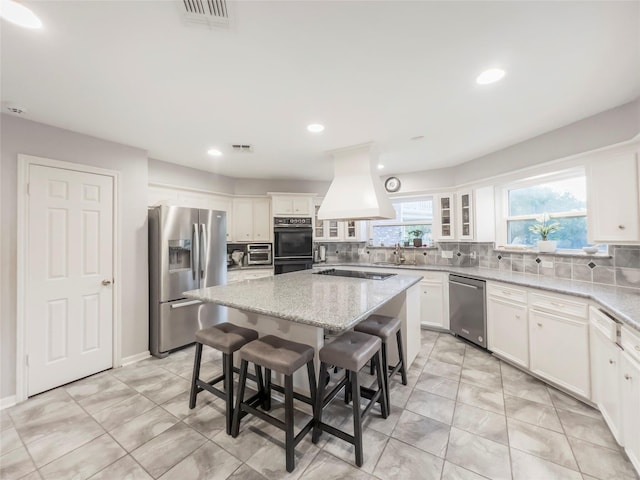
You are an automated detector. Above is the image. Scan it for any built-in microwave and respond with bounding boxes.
[246,243,272,265]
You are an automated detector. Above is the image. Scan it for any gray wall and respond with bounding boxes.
[1,115,149,399]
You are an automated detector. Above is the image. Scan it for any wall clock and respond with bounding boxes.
[384,176,401,193]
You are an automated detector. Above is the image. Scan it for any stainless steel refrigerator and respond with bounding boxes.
[148,206,227,357]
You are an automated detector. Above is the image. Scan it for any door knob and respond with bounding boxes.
[102,280,112,286]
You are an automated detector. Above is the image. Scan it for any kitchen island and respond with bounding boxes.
[184,268,422,391]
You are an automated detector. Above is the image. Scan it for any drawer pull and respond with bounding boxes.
[609,359,616,365]
[551,302,564,307]
[537,322,543,327]
[625,374,632,380]
[515,314,520,319]
[618,225,626,230]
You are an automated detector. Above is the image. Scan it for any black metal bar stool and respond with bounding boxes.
[312,330,389,467]
[231,335,317,473]
[189,322,262,435]
[354,314,407,409]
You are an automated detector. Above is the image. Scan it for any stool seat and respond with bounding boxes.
[354,314,400,341]
[238,335,314,376]
[320,331,381,372]
[195,323,259,354]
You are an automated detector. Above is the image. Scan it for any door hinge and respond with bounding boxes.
[25,354,29,367]
[26,183,30,195]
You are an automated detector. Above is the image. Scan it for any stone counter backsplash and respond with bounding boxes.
[313,241,640,290]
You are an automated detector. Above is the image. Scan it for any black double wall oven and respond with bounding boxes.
[273,217,313,274]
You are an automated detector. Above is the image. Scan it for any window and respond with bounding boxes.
[504,173,591,250]
[370,197,433,246]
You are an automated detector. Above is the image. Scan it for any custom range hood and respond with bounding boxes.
[317,143,395,221]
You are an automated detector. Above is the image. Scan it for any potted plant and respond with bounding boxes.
[408,229,423,247]
[528,213,562,252]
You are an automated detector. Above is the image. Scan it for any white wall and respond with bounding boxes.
[148,158,236,195]
[390,99,640,193]
[0,115,149,400]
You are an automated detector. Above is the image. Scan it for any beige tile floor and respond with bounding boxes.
[1,330,638,480]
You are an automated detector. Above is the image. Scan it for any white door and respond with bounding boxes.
[27,164,114,396]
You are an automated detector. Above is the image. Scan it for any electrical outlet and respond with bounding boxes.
[441,250,454,259]
[541,261,553,268]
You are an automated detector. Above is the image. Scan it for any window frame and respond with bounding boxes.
[497,168,589,250]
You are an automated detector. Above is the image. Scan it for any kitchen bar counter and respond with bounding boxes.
[185,268,422,332]
[322,263,640,332]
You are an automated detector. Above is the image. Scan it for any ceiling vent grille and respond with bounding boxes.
[181,0,230,27]
[231,144,254,153]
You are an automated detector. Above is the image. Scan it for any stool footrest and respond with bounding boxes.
[239,402,315,449]
[316,421,355,446]
[270,383,314,406]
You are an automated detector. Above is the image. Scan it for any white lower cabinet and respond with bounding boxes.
[529,306,590,398]
[589,307,623,444]
[487,283,528,368]
[420,273,448,330]
[621,326,640,473]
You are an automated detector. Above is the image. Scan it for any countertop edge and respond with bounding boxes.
[324,263,640,332]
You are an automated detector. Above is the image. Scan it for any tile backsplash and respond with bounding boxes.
[314,241,640,290]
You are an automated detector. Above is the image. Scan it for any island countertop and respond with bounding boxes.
[184,269,423,332]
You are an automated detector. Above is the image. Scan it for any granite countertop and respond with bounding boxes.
[184,269,422,332]
[324,263,640,332]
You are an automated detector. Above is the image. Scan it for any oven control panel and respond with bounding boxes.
[274,217,312,226]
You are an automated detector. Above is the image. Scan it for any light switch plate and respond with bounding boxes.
[441,250,454,259]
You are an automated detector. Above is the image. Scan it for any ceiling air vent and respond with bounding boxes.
[181,0,230,27]
[231,144,254,153]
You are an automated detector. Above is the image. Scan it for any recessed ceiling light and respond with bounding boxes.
[476,68,506,85]
[207,148,222,157]
[0,0,42,29]
[307,124,325,133]
[377,164,384,170]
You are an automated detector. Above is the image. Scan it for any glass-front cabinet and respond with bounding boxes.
[314,204,364,241]
[458,190,474,240]
[437,194,455,240]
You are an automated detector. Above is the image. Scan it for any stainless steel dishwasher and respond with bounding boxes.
[449,274,487,348]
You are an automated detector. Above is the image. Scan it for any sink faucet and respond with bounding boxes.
[395,244,406,264]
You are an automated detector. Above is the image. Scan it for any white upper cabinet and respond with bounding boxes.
[313,202,366,241]
[587,149,640,243]
[271,194,313,216]
[435,187,495,242]
[233,197,271,242]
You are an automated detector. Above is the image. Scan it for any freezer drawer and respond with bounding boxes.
[153,300,225,356]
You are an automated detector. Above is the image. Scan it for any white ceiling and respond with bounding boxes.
[2,1,639,180]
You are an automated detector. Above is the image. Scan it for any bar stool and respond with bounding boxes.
[231,335,317,473]
[354,314,407,409]
[189,322,261,435]
[312,331,389,467]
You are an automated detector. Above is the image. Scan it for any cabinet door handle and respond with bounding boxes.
[537,322,543,327]
[625,374,632,380]
[609,359,615,365]
[515,314,520,319]
[618,225,626,230]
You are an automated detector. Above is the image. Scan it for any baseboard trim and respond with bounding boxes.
[0,395,17,410]
[121,351,151,366]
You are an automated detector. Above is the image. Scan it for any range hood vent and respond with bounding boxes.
[181,0,230,27]
[317,143,395,221]
[231,144,254,153]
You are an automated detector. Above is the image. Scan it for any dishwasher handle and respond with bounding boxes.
[450,280,480,290]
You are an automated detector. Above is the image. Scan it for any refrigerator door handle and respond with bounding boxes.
[192,223,200,281]
[200,223,207,278]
